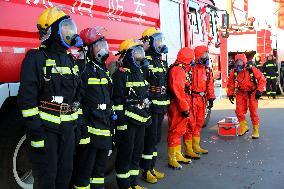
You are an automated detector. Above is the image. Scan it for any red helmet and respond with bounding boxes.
[79,27,105,46]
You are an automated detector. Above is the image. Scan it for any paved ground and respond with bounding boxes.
[107,96,284,189]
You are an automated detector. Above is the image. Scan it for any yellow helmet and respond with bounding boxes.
[118,38,142,52]
[38,7,67,29]
[254,53,261,58]
[142,27,161,38]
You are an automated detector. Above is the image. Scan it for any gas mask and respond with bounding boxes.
[92,40,109,63]
[198,52,209,66]
[131,46,146,68]
[190,59,196,67]
[58,18,83,48]
[151,33,168,54]
[235,59,245,72]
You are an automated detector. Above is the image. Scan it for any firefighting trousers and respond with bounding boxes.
[140,113,164,170]
[72,145,109,189]
[29,128,75,189]
[184,95,206,140]
[167,101,189,147]
[115,125,145,189]
[266,78,277,96]
[235,91,259,126]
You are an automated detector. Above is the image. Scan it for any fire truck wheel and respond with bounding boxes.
[0,104,32,189]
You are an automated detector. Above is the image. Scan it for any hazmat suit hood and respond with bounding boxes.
[175,47,195,66]
[234,53,248,72]
[194,45,208,62]
[235,53,247,65]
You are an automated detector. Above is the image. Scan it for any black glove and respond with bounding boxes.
[181,111,190,118]
[255,90,262,100]
[208,98,214,109]
[228,95,235,104]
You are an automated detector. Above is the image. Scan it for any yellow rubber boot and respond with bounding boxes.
[152,169,165,179]
[184,140,201,160]
[133,185,147,189]
[252,124,260,139]
[239,120,249,136]
[193,137,208,154]
[175,145,191,164]
[141,170,157,184]
[168,147,182,169]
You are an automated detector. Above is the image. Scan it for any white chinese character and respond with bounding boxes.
[132,0,146,23]
[107,0,124,21]
[72,0,94,17]
[26,0,53,8]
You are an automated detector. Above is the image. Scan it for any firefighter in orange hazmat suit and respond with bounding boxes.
[184,45,215,156]
[227,53,266,139]
[167,47,195,169]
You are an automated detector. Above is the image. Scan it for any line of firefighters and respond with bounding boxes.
[17,7,268,189]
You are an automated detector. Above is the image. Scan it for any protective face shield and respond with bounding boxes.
[92,40,109,63]
[152,33,168,54]
[131,46,146,68]
[235,59,245,72]
[58,18,83,48]
[198,52,209,66]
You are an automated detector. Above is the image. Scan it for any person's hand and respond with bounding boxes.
[208,98,214,109]
[255,90,262,100]
[228,95,235,104]
[181,111,190,118]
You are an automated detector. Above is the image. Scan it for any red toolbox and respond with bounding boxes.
[218,117,241,136]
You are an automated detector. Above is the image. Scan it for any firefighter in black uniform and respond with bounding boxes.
[113,39,151,189]
[17,7,83,189]
[72,28,114,189]
[139,27,169,184]
[263,54,279,98]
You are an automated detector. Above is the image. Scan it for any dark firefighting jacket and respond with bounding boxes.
[112,52,151,132]
[263,60,278,80]
[18,43,80,147]
[255,61,263,72]
[78,58,113,149]
[143,53,169,114]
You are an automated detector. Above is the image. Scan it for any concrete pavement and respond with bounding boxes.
[107,96,284,189]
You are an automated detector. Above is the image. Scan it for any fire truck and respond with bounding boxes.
[217,0,277,86]
[0,0,228,188]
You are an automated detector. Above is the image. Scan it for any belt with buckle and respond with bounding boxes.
[149,86,167,94]
[39,101,77,115]
[95,104,111,110]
